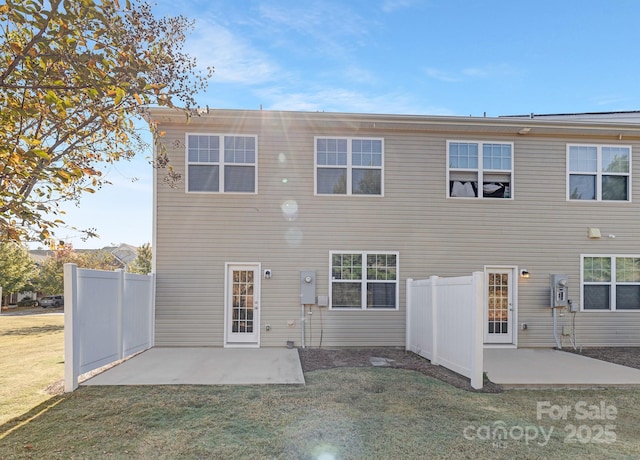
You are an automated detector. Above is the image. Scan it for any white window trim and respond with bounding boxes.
[314,136,385,196]
[329,250,399,310]
[580,254,640,311]
[185,133,258,194]
[566,144,632,202]
[446,140,514,199]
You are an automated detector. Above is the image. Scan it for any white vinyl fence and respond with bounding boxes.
[64,263,154,392]
[406,272,484,389]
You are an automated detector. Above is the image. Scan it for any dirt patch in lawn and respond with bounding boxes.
[562,347,640,370]
[2,324,64,336]
[299,346,640,393]
[298,347,503,393]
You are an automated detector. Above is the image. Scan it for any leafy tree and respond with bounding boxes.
[78,248,123,271]
[330,170,381,194]
[354,170,382,195]
[332,173,347,194]
[35,244,123,295]
[0,0,213,243]
[0,243,36,306]
[129,242,152,274]
[35,245,74,296]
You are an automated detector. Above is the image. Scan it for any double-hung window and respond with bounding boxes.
[447,141,513,198]
[567,145,631,201]
[582,255,640,310]
[330,251,398,310]
[187,134,257,193]
[315,137,383,195]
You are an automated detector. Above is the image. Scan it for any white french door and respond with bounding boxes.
[484,267,515,344]
[225,263,260,347]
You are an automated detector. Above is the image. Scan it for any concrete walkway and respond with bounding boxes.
[82,346,640,389]
[83,347,305,386]
[484,348,640,388]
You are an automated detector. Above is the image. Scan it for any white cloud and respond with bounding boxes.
[426,64,517,82]
[187,21,280,85]
[257,3,371,57]
[591,95,631,107]
[381,0,415,13]
[257,86,454,116]
[343,66,378,85]
[462,67,490,78]
[463,64,517,78]
[424,68,461,82]
[259,3,368,37]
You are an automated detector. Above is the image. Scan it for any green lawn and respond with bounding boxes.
[1,314,639,459]
[0,313,64,426]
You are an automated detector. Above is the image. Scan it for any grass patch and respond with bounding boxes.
[0,314,64,426]
[1,367,639,459]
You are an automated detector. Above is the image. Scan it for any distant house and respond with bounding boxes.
[10,243,139,305]
[109,243,139,268]
[30,243,138,271]
[148,108,640,349]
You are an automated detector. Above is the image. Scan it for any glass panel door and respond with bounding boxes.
[226,264,260,345]
[485,268,514,344]
[232,269,254,333]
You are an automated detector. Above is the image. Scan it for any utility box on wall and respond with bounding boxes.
[550,274,569,308]
[300,271,316,304]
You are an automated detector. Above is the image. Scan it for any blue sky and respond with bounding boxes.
[54,0,640,249]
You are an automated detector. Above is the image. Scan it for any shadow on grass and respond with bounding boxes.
[2,324,64,336]
[0,395,68,440]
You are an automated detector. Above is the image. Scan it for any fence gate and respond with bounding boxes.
[406,272,484,389]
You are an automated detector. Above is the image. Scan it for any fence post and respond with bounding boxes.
[116,269,124,360]
[430,275,439,365]
[64,263,79,392]
[149,273,156,347]
[470,271,485,390]
[405,278,413,351]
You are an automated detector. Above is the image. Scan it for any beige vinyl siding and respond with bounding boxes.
[152,109,640,348]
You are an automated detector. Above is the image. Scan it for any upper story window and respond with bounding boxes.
[567,145,631,201]
[447,141,513,199]
[582,255,640,311]
[330,251,398,310]
[315,137,383,195]
[186,134,257,193]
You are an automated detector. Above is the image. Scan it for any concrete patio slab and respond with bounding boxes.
[484,348,640,388]
[83,347,305,386]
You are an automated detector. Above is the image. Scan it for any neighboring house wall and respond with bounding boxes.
[7,292,38,305]
[502,110,640,124]
[151,109,640,348]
